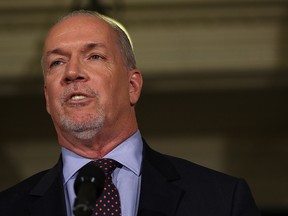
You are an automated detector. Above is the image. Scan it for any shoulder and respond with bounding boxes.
[166,153,236,182]
[164,153,260,215]
[144,142,238,183]
[164,153,245,191]
[0,170,50,197]
[142,143,260,215]
[0,159,63,215]
[144,143,250,195]
[0,170,49,212]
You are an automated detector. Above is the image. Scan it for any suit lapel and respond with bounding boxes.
[28,158,67,216]
[22,143,183,216]
[138,142,184,216]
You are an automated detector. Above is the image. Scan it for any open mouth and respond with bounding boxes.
[71,94,87,101]
[64,93,93,107]
[61,86,97,106]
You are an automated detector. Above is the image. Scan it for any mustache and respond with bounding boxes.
[61,85,99,103]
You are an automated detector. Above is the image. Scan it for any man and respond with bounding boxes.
[0,10,261,216]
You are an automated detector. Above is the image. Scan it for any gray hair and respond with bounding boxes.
[42,10,136,72]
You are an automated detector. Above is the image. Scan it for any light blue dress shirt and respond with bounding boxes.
[62,130,143,216]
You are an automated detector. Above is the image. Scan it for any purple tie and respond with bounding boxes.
[93,158,122,216]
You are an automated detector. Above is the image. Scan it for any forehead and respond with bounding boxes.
[44,15,117,51]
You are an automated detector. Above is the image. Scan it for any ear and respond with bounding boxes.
[128,69,143,106]
[44,85,51,115]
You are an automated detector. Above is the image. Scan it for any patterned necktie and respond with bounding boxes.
[93,158,122,216]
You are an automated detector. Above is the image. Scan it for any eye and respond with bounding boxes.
[50,60,63,68]
[89,54,103,60]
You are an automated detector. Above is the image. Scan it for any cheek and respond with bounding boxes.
[112,83,131,110]
[45,91,54,115]
[100,81,128,112]
[45,85,61,115]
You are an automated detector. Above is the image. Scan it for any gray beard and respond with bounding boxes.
[59,85,105,140]
[60,106,105,140]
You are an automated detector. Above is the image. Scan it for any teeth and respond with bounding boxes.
[71,95,87,100]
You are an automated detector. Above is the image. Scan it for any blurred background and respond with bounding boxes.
[0,0,287,215]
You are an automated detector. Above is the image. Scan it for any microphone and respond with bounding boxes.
[73,162,105,216]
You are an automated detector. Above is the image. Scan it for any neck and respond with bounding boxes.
[56,120,138,159]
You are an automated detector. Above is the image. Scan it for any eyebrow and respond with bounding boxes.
[45,48,68,59]
[84,42,107,51]
[45,42,107,58]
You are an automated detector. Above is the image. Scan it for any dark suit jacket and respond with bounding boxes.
[0,142,261,216]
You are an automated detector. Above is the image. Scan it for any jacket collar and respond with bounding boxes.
[29,157,67,216]
[138,141,184,216]
[26,141,184,216]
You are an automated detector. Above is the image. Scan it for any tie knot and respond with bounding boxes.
[94,158,121,175]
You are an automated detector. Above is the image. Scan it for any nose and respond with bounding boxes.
[62,57,88,84]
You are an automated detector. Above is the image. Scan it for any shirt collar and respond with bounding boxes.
[62,130,143,184]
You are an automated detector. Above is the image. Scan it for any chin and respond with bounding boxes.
[71,129,100,140]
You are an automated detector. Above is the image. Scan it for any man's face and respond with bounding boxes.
[43,15,139,140]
